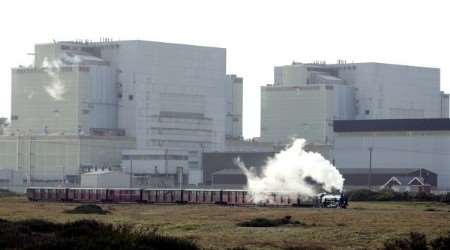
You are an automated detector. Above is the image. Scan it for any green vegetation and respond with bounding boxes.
[237,215,304,227]
[383,232,450,250]
[0,189,21,198]
[0,219,199,250]
[65,204,109,214]
[347,189,450,202]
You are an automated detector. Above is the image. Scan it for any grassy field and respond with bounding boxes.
[0,197,449,250]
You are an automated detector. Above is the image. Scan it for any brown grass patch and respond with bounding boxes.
[0,197,449,249]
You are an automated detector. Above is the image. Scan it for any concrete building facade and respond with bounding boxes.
[11,65,118,135]
[261,84,355,145]
[0,135,134,186]
[225,75,243,139]
[334,119,450,190]
[81,170,131,188]
[261,62,449,146]
[110,41,229,185]
[1,40,244,188]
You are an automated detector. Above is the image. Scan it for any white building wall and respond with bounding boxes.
[81,171,130,188]
[132,41,226,152]
[121,149,188,175]
[109,41,227,184]
[224,139,275,152]
[225,75,243,139]
[8,40,228,186]
[99,42,138,137]
[260,84,355,145]
[0,169,24,193]
[0,135,134,183]
[334,131,450,190]
[11,65,117,135]
[95,40,227,147]
[334,63,441,119]
[440,92,449,118]
[11,68,81,135]
[79,136,135,171]
[84,65,118,130]
[274,64,308,86]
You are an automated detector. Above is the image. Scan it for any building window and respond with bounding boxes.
[129,95,134,101]
[365,110,370,115]
[188,161,199,169]
[11,115,18,120]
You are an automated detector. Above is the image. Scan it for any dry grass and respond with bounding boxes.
[0,197,449,250]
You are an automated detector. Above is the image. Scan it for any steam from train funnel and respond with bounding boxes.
[234,138,344,203]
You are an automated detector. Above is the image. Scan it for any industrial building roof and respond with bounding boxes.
[384,176,425,186]
[210,168,437,187]
[337,168,435,175]
[334,119,450,132]
[212,168,435,176]
[212,168,244,176]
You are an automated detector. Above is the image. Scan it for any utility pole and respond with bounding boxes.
[28,135,32,187]
[129,159,133,188]
[164,148,168,175]
[368,147,373,190]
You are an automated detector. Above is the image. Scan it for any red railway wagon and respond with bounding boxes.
[181,189,222,204]
[107,188,141,203]
[270,193,293,206]
[142,188,182,203]
[26,187,319,207]
[27,187,67,201]
[67,188,108,202]
[142,189,223,204]
[221,189,249,205]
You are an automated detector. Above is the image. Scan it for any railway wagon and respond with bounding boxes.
[27,187,142,203]
[26,187,319,207]
[67,188,108,202]
[68,188,142,203]
[106,188,142,203]
[27,187,67,201]
[221,189,249,205]
[142,189,235,204]
[142,188,184,203]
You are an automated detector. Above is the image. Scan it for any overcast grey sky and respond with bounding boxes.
[0,0,449,138]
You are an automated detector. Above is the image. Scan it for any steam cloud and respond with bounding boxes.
[42,57,66,101]
[235,138,344,203]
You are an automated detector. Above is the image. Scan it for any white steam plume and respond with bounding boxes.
[235,138,344,203]
[61,52,82,65]
[43,57,66,101]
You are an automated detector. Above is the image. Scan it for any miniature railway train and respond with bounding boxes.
[26,187,319,207]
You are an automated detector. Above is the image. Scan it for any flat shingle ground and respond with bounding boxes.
[0,197,449,249]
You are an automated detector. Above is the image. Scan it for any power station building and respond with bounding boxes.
[0,40,243,188]
[334,119,450,189]
[261,62,449,146]
[2,41,450,191]
[260,61,450,190]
